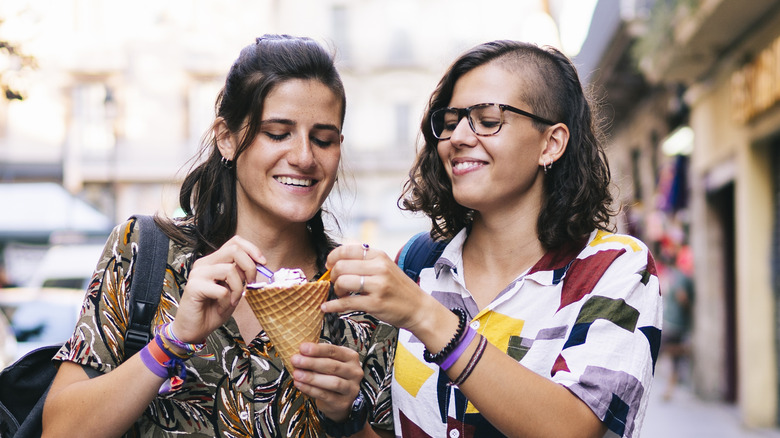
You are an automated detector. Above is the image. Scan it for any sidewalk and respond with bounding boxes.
[642,360,780,438]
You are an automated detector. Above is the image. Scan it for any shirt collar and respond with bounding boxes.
[433,227,589,285]
[433,228,468,278]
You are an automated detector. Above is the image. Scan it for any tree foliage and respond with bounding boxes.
[0,18,36,101]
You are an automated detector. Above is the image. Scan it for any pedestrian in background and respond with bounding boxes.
[659,233,694,401]
[42,35,396,437]
[325,40,662,437]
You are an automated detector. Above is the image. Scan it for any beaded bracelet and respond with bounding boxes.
[448,334,488,387]
[440,325,477,371]
[423,307,467,365]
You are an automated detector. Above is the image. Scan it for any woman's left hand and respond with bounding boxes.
[291,343,364,422]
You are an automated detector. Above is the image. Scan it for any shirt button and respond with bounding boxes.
[239,411,249,421]
[449,429,460,438]
[470,321,480,330]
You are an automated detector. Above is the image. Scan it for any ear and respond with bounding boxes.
[214,117,236,161]
[538,123,569,167]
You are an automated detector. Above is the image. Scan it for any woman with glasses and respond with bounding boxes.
[43,35,396,437]
[324,40,662,437]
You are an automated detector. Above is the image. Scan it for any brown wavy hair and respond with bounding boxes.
[400,40,614,250]
[158,35,345,269]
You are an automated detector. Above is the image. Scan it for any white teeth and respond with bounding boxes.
[453,161,482,171]
[276,176,313,187]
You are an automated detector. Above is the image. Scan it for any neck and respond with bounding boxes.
[461,208,545,308]
[466,214,545,273]
[236,215,319,278]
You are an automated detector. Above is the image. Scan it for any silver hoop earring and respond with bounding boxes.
[220,156,233,169]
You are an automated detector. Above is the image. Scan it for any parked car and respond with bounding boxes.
[25,244,104,290]
[0,287,84,360]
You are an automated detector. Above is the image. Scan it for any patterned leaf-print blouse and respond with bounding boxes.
[54,218,397,437]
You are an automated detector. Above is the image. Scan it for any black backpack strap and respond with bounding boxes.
[125,215,169,358]
[397,231,448,283]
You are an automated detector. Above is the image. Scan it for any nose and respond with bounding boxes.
[287,135,316,169]
[448,116,477,148]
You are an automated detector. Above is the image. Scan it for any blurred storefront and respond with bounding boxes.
[579,0,780,429]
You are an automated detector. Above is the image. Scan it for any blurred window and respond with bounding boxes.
[394,103,411,147]
[331,6,351,64]
[188,79,222,153]
[71,82,115,157]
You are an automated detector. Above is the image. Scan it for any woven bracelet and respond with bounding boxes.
[423,307,467,365]
[156,322,206,355]
[139,343,168,379]
[449,334,488,387]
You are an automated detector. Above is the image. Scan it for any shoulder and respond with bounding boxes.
[560,230,658,299]
[585,230,650,254]
[579,230,655,272]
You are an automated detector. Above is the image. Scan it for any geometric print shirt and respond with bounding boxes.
[54,217,397,437]
[391,228,662,438]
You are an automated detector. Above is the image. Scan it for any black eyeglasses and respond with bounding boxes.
[430,103,556,140]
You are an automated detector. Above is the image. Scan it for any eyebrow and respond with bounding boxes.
[261,119,340,133]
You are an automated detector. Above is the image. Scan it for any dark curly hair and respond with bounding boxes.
[158,34,344,269]
[400,40,614,250]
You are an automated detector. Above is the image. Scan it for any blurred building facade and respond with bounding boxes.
[0,0,577,262]
[577,0,780,429]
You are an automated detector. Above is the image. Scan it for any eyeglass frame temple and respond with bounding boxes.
[499,104,557,127]
[431,103,557,139]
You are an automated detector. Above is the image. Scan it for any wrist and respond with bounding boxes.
[157,322,206,356]
[422,307,468,365]
[169,320,202,345]
[318,391,368,437]
[406,296,447,340]
[414,303,462,355]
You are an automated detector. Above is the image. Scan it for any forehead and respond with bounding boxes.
[262,79,343,127]
[450,62,530,109]
[450,63,520,106]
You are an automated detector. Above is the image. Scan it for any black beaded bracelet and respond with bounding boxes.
[423,307,468,364]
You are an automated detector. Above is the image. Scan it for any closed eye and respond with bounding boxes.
[265,131,290,141]
[310,128,340,148]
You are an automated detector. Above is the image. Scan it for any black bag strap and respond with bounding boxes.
[397,231,449,283]
[124,215,169,358]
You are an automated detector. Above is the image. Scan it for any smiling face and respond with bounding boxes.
[437,62,550,217]
[218,79,343,230]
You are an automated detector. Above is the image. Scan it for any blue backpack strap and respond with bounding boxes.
[398,231,448,283]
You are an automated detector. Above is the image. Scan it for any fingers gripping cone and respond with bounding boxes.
[244,280,330,373]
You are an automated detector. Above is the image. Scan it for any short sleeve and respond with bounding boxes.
[554,236,662,438]
[54,219,140,373]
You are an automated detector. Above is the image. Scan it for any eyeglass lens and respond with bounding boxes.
[432,104,503,139]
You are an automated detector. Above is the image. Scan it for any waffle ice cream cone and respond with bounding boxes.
[244,279,330,373]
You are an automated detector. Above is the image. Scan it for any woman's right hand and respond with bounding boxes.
[171,235,266,343]
[322,244,433,333]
